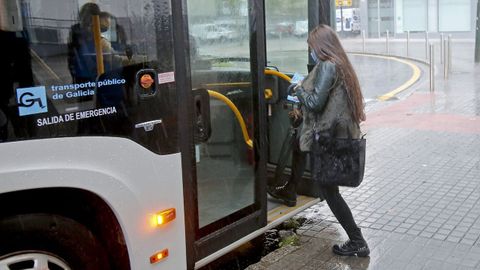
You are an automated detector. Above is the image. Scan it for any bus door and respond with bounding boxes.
[263,0,332,200]
[173,0,267,268]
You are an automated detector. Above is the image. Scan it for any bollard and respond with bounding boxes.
[386,30,390,55]
[429,43,435,92]
[362,30,366,53]
[440,34,444,64]
[448,35,452,73]
[377,0,381,38]
[406,31,410,57]
[425,31,429,60]
[444,38,449,79]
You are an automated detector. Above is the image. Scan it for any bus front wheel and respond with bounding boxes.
[0,213,110,270]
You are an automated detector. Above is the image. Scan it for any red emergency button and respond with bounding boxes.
[140,74,154,89]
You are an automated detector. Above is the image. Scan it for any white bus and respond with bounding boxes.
[0,0,329,269]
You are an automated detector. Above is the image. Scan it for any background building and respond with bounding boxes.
[336,0,477,38]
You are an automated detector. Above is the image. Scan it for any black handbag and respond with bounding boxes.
[310,126,366,187]
[268,107,323,198]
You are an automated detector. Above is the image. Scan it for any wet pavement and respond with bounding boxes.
[349,54,423,100]
[203,36,429,101]
[246,41,480,269]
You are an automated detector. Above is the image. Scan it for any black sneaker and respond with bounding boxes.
[267,184,296,207]
[332,240,370,257]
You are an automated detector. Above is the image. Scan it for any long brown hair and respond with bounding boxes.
[307,24,366,123]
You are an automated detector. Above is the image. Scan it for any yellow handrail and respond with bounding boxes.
[207,90,253,148]
[92,15,104,76]
[205,70,292,149]
[264,69,292,83]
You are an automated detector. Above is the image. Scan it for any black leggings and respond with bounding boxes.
[291,139,364,242]
[320,185,364,242]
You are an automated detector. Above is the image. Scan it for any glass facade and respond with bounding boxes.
[439,0,472,32]
[402,0,427,32]
[359,0,476,35]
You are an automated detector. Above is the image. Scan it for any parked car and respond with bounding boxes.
[276,22,294,35]
[191,23,239,43]
[216,20,247,41]
[293,20,308,37]
[266,21,294,38]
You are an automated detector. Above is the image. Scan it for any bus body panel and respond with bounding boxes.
[0,137,187,270]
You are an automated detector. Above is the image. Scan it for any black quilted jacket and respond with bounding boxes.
[295,60,361,152]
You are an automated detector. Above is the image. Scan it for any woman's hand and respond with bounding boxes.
[288,107,303,127]
[294,82,302,91]
[288,80,303,95]
[288,107,302,120]
[287,83,297,95]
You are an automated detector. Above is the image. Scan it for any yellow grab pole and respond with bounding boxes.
[202,70,293,148]
[264,69,291,83]
[207,90,253,148]
[92,15,104,76]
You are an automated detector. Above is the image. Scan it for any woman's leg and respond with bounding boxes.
[321,185,364,242]
[321,185,369,256]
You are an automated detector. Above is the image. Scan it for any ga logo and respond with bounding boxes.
[16,86,48,116]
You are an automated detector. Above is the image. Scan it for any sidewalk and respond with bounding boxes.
[247,44,480,269]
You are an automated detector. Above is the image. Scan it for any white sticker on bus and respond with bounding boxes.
[158,71,175,84]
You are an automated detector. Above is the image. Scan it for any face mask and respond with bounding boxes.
[310,50,319,64]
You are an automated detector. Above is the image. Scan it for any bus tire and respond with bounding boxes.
[0,213,110,270]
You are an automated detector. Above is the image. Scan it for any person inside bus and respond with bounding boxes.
[68,4,131,85]
[68,3,130,134]
[99,11,131,66]
[67,2,101,86]
[95,11,131,108]
[267,24,369,257]
[99,11,130,56]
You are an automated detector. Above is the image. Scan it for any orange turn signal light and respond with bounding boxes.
[152,208,176,227]
[150,249,169,264]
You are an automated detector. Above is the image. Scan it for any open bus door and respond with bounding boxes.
[173,1,329,269]
[172,1,268,268]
